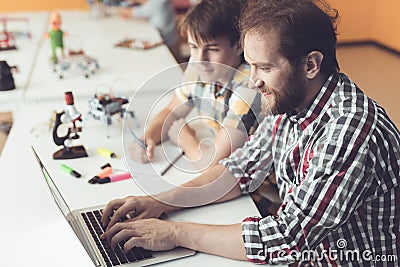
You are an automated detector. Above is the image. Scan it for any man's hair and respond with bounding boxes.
[180,0,245,46]
[240,0,340,76]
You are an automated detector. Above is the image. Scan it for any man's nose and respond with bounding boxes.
[249,73,264,89]
[254,78,264,88]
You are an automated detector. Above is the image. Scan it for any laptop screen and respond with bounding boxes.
[32,147,72,218]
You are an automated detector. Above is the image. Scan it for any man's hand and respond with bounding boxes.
[101,219,178,252]
[101,219,248,261]
[129,138,156,163]
[167,119,196,146]
[101,196,166,230]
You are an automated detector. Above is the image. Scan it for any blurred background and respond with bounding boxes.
[2,0,399,124]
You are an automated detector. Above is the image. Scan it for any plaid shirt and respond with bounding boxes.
[220,73,400,266]
[175,63,263,135]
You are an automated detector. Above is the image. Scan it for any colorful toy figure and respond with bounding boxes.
[47,12,64,63]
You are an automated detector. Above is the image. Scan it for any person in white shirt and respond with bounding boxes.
[119,0,181,61]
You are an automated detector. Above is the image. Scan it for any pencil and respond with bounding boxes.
[127,127,147,150]
[160,152,184,176]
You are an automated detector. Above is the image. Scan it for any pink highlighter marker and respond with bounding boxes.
[97,172,131,184]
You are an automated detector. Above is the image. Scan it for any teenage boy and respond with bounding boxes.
[130,0,262,170]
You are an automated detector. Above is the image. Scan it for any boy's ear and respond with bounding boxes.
[233,42,243,56]
[305,51,324,79]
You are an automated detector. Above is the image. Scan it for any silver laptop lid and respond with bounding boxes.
[31,146,72,218]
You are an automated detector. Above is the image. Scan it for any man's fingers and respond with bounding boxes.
[130,141,149,163]
[103,222,124,244]
[101,219,176,252]
[109,228,137,248]
[127,210,151,222]
[101,199,124,227]
[145,140,156,160]
[124,237,146,252]
[106,204,137,230]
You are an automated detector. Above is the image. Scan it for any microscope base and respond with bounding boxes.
[53,145,88,160]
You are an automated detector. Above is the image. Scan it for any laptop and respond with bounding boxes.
[31,147,195,267]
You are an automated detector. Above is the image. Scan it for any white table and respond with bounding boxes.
[0,99,284,267]
[0,11,48,114]
[24,10,182,103]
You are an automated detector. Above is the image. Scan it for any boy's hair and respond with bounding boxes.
[240,0,340,76]
[180,0,245,46]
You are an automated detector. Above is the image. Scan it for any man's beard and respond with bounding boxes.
[261,68,307,116]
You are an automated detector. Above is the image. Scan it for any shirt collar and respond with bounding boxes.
[288,73,339,129]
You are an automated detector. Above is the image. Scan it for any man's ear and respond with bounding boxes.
[305,51,323,79]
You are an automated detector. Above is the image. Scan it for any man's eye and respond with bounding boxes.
[259,66,271,71]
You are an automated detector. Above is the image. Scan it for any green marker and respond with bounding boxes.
[60,164,82,178]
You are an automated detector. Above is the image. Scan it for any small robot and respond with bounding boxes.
[0,25,17,51]
[86,93,137,138]
[52,91,88,159]
[53,49,100,79]
[0,17,31,51]
[115,37,162,50]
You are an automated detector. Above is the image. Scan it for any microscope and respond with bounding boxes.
[52,91,88,159]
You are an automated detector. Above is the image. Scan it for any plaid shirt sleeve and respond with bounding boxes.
[241,106,382,264]
[175,83,195,106]
[220,116,276,194]
[175,65,200,106]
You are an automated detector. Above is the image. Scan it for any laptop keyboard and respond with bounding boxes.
[82,210,153,266]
